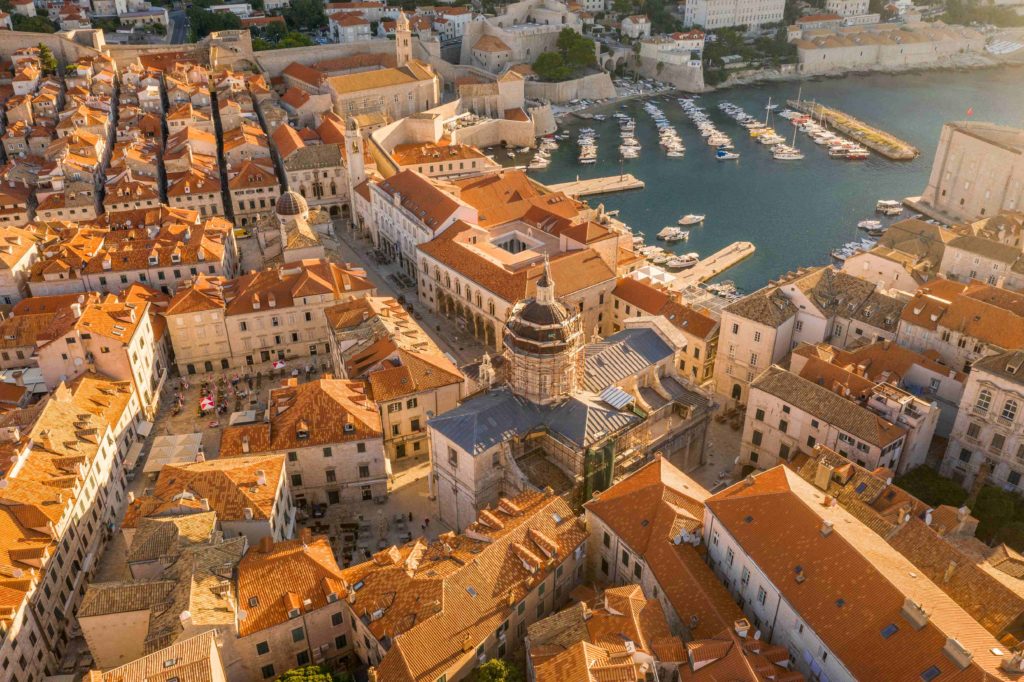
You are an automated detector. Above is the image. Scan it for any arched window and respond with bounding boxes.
[976,389,992,412]
[488,300,495,316]
[1002,399,1019,422]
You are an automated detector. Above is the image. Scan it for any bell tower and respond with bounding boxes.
[396,10,412,68]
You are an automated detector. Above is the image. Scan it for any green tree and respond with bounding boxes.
[286,0,326,29]
[278,31,315,47]
[187,7,241,39]
[13,15,58,33]
[278,665,352,682]
[995,521,1024,552]
[37,43,57,74]
[257,19,287,41]
[471,659,523,682]
[973,486,1019,543]
[532,51,572,81]
[894,467,969,508]
[612,0,632,14]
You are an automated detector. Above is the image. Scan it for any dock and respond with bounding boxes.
[549,174,645,198]
[786,100,918,161]
[669,241,756,290]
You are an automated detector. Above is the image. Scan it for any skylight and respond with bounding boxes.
[881,623,898,639]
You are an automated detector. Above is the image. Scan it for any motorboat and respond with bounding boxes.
[857,220,882,231]
[679,214,705,226]
[876,200,903,216]
[773,149,804,160]
[666,253,700,269]
[716,149,740,160]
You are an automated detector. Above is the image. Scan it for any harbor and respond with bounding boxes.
[519,69,1024,292]
[668,242,756,290]
[548,173,646,198]
[786,99,919,160]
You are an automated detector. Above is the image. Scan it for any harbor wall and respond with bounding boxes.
[524,72,616,104]
[635,56,705,92]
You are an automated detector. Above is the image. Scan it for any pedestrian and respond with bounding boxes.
[408,511,412,522]
[425,518,430,527]
[420,522,425,531]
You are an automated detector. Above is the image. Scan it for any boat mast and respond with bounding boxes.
[764,97,772,126]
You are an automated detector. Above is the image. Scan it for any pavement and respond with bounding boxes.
[168,9,187,44]
[326,222,488,367]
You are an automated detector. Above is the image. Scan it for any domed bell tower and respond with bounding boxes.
[503,259,583,405]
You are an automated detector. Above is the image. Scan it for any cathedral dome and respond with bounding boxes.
[276,190,308,218]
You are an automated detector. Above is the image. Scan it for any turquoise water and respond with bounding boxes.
[524,68,1024,292]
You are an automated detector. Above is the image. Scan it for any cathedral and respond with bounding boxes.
[428,264,714,531]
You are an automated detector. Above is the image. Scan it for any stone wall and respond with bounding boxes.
[0,29,104,65]
[451,117,536,148]
[635,56,704,92]
[254,38,396,77]
[523,71,616,104]
[529,103,557,136]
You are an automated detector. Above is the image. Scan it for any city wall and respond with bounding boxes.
[524,71,615,104]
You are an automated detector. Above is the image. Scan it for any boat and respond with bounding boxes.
[678,214,705,226]
[876,199,903,216]
[857,220,882,231]
[516,146,530,153]
[657,226,690,242]
[773,149,804,160]
[666,253,700,269]
[716,149,740,160]
[651,253,671,265]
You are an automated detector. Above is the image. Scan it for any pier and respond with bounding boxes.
[669,241,756,289]
[786,100,919,161]
[549,174,646,198]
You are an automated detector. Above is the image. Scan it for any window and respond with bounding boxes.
[726,547,734,567]
[287,451,297,462]
[357,442,366,453]
[779,420,788,433]
[323,447,332,458]
[291,627,305,642]
[807,435,816,448]
[291,474,302,487]
[752,430,763,446]
[326,469,336,483]
[621,550,629,566]
[992,434,1006,452]
[1010,472,1021,487]
[779,443,791,460]
[756,586,766,605]
[256,641,269,655]
[967,422,980,439]
[359,465,370,478]
[448,448,458,467]
[603,531,610,548]
[407,398,418,409]
[753,331,761,342]
[795,320,803,332]
[601,557,609,575]
[633,562,642,579]
[750,352,759,366]
[731,323,739,334]
[261,665,275,679]
[296,651,310,666]
[388,402,402,413]
[1002,400,1018,422]
[335,634,347,649]
[976,389,992,412]
[920,666,941,682]
[755,408,764,421]
[881,623,898,639]
[959,448,972,463]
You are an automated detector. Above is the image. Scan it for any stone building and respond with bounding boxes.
[427,266,711,531]
[918,122,1024,223]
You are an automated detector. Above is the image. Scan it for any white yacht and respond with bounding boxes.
[678,214,705,226]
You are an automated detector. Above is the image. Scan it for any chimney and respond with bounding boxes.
[814,461,833,490]
[901,598,929,630]
[744,474,755,487]
[256,469,266,486]
[300,527,312,544]
[195,452,205,463]
[243,507,254,520]
[733,618,751,638]
[943,638,973,670]
[943,560,957,583]
[1002,652,1024,674]
[956,506,970,521]
[241,435,250,454]
[127,491,135,504]
[820,520,834,537]
[258,535,273,553]
[12,372,23,387]
[70,302,82,318]
[200,497,210,511]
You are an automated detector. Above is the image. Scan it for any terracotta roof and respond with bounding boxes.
[236,534,347,636]
[271,122,305,160]
[751,365,905,447]
[612,278,718,339]
[391,140,486,167]
[99,631,221,682]
[282,62,324,89]
[473,35,511,52]
[900,280,1024,349]
[346,491,586,681]
[280,86,311,110]
[220,377,380,457]
[121,455,286,528]
[707,467,1015,682]
[375,170,465,233]
[326,61,435,96]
